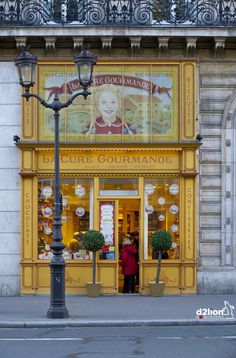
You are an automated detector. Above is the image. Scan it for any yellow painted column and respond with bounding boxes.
[181,177,196,294]
[21,175,38,294]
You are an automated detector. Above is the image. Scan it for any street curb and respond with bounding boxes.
[0,319,235,328]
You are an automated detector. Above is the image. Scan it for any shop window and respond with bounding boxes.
[99,178,138,196]
[38,178,93,260]
[144,178,180,260]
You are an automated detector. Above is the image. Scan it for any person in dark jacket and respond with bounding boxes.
[121,238,138,293]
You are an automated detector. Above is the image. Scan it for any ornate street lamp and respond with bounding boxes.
[15,45,97,319]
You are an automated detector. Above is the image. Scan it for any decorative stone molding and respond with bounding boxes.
[73,37,84,53]
[44,37,56,57]
[130,37,141,57]
[214,37,225,58]
[15,37,27,49]
[101,37,113,57]
[186,37,197,58]
[158,37,169,57]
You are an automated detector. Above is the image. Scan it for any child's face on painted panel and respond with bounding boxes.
[98,91,119,121]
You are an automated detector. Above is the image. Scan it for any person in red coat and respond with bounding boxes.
[121,238,138,293]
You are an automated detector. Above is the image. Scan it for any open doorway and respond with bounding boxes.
[118,199,140,293]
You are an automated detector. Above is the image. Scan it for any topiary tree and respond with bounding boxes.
[81,230,105,284]
[151,229,172,284]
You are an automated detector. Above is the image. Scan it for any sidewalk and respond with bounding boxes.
[0,294,235,328]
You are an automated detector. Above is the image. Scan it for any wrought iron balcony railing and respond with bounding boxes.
[0,0,236,27]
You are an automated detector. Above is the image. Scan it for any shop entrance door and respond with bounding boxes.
[98,198,141,294]
[118,199,140,293]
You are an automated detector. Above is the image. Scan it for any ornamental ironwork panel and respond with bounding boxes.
[0,0,236,26]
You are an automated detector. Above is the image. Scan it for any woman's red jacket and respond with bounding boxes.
[121,244,138,275]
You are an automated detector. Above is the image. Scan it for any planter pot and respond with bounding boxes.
[86,282,102,297]
[149,281,165,297]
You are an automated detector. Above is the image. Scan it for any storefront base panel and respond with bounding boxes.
[98,262,118,294]
[141,262,196,295]
[21,261,196,295]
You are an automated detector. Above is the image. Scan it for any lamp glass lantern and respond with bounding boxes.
[15,48,38,89]
[74,46,97,88]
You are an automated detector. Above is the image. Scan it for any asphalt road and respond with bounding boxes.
[0,325,235,358]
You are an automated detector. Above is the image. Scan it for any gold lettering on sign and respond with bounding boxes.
[24,192,31,249]
[183,63,195,139]
[186,77,192,126]
[39,151,179,173]
[23,101,33,138]
[185,181,194,259]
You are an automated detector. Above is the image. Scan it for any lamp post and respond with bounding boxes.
[15,45,97,319]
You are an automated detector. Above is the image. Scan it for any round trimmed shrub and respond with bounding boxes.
[151,229,172,252]
[81,230,105,253]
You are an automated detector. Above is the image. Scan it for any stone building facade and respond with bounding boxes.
[0,1,236,295]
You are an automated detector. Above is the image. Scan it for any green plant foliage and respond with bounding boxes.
[81,230,105,252]
[151,229,172,252]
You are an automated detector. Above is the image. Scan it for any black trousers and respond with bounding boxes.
[123,274,135,293]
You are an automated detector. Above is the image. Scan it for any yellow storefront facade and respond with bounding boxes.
[19,60,198,295]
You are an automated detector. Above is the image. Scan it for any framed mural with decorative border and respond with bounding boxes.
[37,62,180,143]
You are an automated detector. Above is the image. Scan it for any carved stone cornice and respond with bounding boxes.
[73,37,84,53]
[214,37,225,58]
[44,37,56,57]
[130,36,141,57]
[158,37,169,57]
[15,36,27,49]
[186,37,197,58]
[101,37,113,57]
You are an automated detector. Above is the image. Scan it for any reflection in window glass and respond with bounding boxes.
[144,178,180,260]
[38,178,92,260]
[100,178,138,196]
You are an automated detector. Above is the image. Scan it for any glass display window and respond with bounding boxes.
[38,178,93,260]
[144,178,180,260]
[99,178,138,196]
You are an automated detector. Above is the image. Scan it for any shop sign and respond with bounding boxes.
[39,150,180,173]
[25,191,31,249]
[100,202,115,245]
[185,181,194,258]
